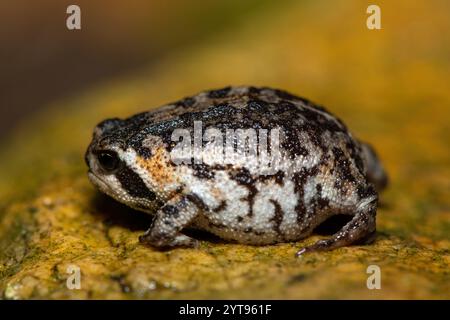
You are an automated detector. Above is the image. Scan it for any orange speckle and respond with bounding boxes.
[137,147,177,186]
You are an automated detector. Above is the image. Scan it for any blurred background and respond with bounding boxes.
[0,0,275,137]
[0,0,449,299]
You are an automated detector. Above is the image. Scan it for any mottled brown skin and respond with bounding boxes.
[85,86,388,255]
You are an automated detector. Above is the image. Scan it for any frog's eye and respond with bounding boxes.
[97,151,120,172]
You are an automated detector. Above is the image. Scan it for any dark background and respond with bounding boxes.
[0,0,273,138]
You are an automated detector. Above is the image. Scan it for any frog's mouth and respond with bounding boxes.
[88,170,116,198]
[87,170,159,214]
[88,170,129,206]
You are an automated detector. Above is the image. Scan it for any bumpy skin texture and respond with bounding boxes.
[85,86,388,255]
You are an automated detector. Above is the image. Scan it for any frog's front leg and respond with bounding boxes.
[139,194,201,248]
[297,190,378,256]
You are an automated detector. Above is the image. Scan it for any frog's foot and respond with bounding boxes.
[296,194,378,257]
[138,194,201,249]
[139,233,199,248]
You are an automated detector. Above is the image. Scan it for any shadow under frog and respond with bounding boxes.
[90,192,366,248]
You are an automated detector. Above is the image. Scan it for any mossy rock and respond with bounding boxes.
[0,0,448,299]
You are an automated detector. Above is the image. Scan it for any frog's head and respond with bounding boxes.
[85,117,166,212]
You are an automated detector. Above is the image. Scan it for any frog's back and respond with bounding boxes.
[135,86,351,147]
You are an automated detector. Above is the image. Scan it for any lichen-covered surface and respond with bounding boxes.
[0,0,448,299]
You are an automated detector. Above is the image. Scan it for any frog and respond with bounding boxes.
[85,86,388,255]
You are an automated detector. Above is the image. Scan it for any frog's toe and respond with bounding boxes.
[295,239,335,257]
[139,232,199,249]
[171,234,200,248]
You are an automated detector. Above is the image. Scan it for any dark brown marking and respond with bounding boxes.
[185,193,209,211]
[162,205,179,218]
[116,165,156,201]
[213,200,227,213]
[207,86,231,99]
[176,97,196,108]
[191,163,215,179]
[269,199,284,236]
[230,168,258,217]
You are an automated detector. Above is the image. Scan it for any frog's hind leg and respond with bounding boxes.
[296,190,378,256]
[360,141,388,192]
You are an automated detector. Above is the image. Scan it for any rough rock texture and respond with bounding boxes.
[0,0,448,299]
